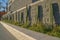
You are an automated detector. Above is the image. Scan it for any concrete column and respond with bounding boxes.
[42,0,52,26]
[14,13,16,22]
[30,5,38,25]
[23,8,27,24]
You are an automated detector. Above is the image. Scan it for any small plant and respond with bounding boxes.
[2,20,60,38]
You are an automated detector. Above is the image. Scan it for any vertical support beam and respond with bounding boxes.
[42,1,52,26]
[14,12,17,22]
[23,8,27,24]
[30,5,38,25]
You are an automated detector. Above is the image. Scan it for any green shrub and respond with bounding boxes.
[22,22,31,28]
[2,20,60,38]
[28,23,45,33]
[47,26,60,38]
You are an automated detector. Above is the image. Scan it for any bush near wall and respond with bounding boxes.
[47,26,60,38]
[2,20,60,38]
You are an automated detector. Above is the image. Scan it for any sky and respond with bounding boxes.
[0,0,8,12]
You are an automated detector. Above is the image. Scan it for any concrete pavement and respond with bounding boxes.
[0,21,60,40]
[0,23,17,40]
[0,22,36,40]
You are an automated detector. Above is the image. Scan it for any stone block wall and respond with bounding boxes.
[2,0,60,26]
[9,0,32,12]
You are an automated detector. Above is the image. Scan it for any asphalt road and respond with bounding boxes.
[0,23,17,40]
[0,22,60,40]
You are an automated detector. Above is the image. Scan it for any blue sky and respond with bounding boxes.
[0,0,8,12]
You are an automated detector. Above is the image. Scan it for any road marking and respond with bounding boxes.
[0,22,36,40]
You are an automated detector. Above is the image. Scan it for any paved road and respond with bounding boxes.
[7,22,60,40]
[8,24,60,40]
[0,23,17,40]
[1,22,35,40]
[0,22,60,40]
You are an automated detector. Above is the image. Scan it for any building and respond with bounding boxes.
[2,0,60,26]
[0,12,7,20]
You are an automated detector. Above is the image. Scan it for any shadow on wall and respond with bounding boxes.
[26,6,32,25]
[32,0,38,3]
[21,12,24,24]
[38,5,43,22]
[52,3,60,25]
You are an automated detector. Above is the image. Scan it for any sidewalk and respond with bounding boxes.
[0,22,36,40]
[0,21,60,40]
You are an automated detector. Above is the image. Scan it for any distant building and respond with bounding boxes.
[0,12,7,20]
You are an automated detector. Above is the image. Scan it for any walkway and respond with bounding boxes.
[0,21,60,40]
[0,23,17,40]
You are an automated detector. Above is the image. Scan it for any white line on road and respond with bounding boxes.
[0,22,36,40]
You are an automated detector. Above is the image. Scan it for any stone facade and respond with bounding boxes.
[9,0,36,12]
[2,0,60,26]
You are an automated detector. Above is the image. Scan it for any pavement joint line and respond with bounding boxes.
[0,22,36,40]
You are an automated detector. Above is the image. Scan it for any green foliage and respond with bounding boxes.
[29,23,44,33]
[28,23,53,33]
[47,26,60,38]
[2,20,60,38]
[21,22,31,28]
